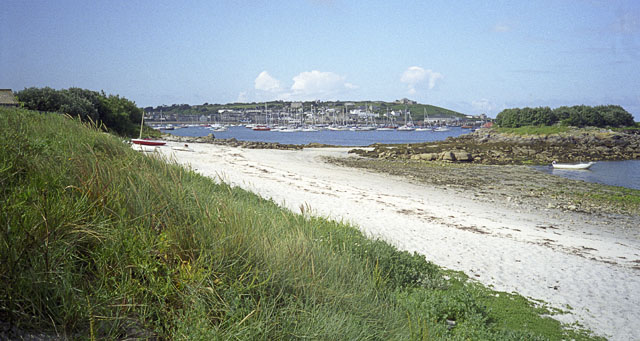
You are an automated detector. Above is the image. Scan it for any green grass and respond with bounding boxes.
[611,122,640,132]
[0,107,603,339]
[496,123,640,135]
[494,125,573,135]
[579,187,640,210]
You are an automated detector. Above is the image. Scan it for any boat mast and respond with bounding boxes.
[139,110,144,139]
[404,105,408,126]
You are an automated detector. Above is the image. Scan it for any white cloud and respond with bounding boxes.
[472,98,496,113]
[400,66,443,94]
[426,72,443,89]
[291,70,343,93]
[286,70,356,100]
[254,71,282,92]
[237,91,248,103]
[344,82,358,90]
[252,70,356,101]
[400,66,426,84]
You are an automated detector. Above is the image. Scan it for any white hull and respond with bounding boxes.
[172,144,193,152]
[552,161,595,170]
[132,144,161,153]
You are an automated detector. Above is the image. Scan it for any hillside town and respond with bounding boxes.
[143,98,488,128]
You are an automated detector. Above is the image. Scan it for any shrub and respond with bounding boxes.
[16,87,142,137]
[495,105,634,128]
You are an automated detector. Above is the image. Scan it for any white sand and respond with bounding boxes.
[159,143,640,340]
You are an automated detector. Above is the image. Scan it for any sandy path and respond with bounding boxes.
[159,143,640,340]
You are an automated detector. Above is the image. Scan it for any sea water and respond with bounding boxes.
[163,125,468,146]
[533,160,640,190]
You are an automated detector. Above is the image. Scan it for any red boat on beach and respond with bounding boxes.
[131,138,166,146]
[133,115,166,146]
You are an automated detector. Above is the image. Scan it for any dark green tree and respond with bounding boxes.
[498,105,634,128]
[16,87,143,136]
[597,105,635,127]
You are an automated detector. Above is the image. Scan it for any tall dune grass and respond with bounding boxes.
[0,108,600,339]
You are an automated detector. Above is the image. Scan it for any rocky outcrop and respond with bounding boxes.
[213,138,303,150]
[409,150,473,162]
[162,133,216,144]
[162,133,304,150]
[453,151,473,161]
[351,128,640,165]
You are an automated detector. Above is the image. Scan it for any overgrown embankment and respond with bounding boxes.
[0,108,601,339]
[351,127,640,165]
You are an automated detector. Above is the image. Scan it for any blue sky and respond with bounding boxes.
[2,0,639,118]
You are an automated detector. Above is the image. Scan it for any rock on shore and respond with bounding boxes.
[351,128,640,165]
[162,133,303,150]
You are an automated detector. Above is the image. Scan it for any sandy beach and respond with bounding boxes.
[159,142,640,340]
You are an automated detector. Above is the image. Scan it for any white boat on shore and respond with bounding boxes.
[172,143,193,152]
[551,161,595,170]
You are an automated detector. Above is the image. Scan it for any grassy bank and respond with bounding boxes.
[1,108,601,339]
[493,125,573,135]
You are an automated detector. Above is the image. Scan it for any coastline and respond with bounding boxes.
[159,142,640,340]
[350,127,640,165]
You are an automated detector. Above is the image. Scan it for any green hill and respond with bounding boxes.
[146,100,466,121]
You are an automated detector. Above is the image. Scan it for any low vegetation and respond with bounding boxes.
[493,125,573,135]
[495,105,635,128]
[1,108,602,339]
[15,87,149,137]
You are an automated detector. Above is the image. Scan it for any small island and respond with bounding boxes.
[350,105,640,165]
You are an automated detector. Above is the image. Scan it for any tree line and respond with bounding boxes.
[495,105,635,128]
[16,87,142,136]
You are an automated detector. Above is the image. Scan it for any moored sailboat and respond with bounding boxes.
[132,112,166,146]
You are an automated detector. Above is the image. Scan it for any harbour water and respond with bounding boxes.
[163,126,640,190]
[162,125,468,146]
[534,160,640,190]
